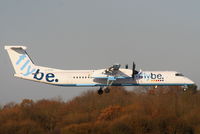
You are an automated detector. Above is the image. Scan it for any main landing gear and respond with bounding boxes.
[98,87,103,95]
[98,87,110,95]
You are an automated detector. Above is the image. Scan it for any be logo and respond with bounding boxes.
[33,69,59,82]
[150,73,164,82]
[150,73,164,80]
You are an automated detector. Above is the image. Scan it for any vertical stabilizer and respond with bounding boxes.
[5,46,36,76]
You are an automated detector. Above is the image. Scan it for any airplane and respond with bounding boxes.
[5,46,195,95]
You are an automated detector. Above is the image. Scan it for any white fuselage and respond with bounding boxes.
[16,67,194,87]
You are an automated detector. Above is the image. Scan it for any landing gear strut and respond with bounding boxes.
[97,76,114,95]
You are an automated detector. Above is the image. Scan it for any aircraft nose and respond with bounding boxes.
[186,78,195,85]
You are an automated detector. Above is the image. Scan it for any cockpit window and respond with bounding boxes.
[175,73,184,76]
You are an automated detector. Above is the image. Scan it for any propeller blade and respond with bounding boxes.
[132,62,135,79]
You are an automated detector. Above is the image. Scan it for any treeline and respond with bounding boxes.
[0,86,200,134]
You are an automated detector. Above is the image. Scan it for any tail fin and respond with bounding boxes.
[5,46,36,77]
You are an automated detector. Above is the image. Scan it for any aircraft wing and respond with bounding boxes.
[91,69,131,80]
[92,76,130,80]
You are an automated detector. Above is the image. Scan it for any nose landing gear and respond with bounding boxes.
[183,85,188,91]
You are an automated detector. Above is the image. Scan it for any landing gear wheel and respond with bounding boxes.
[183,85,188,91]
[104,87,110,93]
[98,88,103,95]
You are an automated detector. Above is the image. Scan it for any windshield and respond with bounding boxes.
[175,73,184,76]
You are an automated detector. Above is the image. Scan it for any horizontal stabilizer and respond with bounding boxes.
[5,46,27,50]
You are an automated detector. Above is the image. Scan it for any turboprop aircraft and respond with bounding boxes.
[5,46,194,95]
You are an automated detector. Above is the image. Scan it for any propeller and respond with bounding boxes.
[132,62,136,79]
